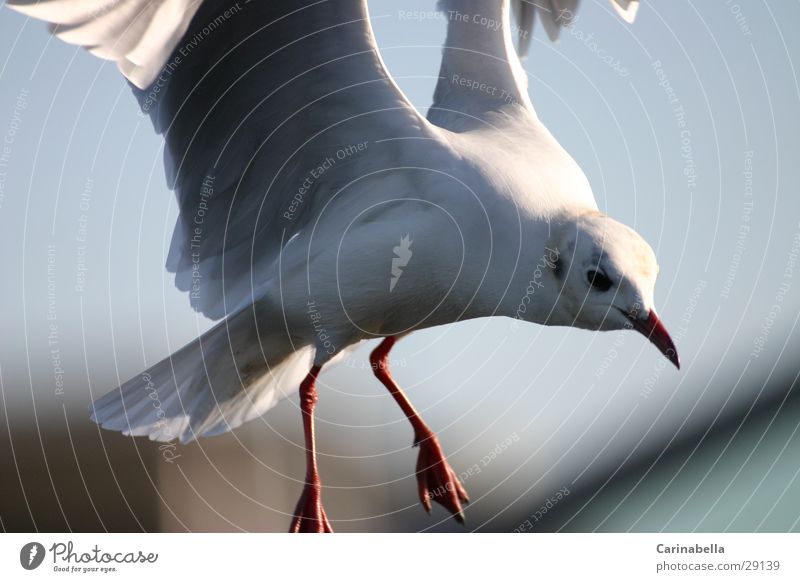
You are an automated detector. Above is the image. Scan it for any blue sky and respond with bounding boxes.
[1,0,798,530]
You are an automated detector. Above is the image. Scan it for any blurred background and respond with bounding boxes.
[0,0,799,532]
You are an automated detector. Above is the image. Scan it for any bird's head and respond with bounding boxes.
[546,212,679,369]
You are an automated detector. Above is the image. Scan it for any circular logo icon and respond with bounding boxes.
[19,542,46,570]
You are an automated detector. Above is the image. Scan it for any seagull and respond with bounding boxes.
[9,0,677,532]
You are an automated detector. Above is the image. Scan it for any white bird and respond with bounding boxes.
[9,0,676,532]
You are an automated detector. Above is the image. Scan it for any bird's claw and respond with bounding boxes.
[289,483,333,533]
[414,432,469,523]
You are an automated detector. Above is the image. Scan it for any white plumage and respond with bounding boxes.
[9,0,203,87]
[511,0,639,54]
[8,0,674,457]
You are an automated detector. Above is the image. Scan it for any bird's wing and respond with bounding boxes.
[428,0,535,131]
[512,0,640,55]
[8,0,205,88]
[428,0,639,131]
[9,0,439,319]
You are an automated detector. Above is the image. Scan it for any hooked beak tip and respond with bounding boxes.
[627,309,680,370]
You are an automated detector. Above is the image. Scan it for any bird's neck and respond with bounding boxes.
[444,213,564,326]
[499,248,564,326]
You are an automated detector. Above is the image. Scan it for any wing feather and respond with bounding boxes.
[429,0,640,133]
[512,0,640,55]
[9,0,439,319]
[8,0,202,86]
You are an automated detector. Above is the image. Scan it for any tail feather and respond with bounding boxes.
[90,306,314,443]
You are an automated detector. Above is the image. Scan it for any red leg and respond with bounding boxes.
[370,337,469,522]
[289,365,333,533]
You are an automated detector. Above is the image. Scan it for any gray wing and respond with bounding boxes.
[9,0,436,319]
[428,0,639,132]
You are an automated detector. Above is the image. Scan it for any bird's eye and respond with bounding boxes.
[587,269,612,291]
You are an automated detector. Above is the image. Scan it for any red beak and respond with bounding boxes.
[627,309,680,369]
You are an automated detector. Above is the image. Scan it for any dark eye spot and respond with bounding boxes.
[552,254,563,279]
[587,269,612,292]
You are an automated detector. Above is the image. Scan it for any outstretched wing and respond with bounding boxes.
[429,0,639,131]
[8,0,437,319]
[429,0,534,132]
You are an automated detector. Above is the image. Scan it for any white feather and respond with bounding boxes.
[510,0,639,50]
[610,0,639,24]
[7,0,201,89]
[15,0,667,449]
[90,303,314,443]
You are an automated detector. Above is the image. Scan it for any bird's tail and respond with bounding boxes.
[89,305,314,444]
